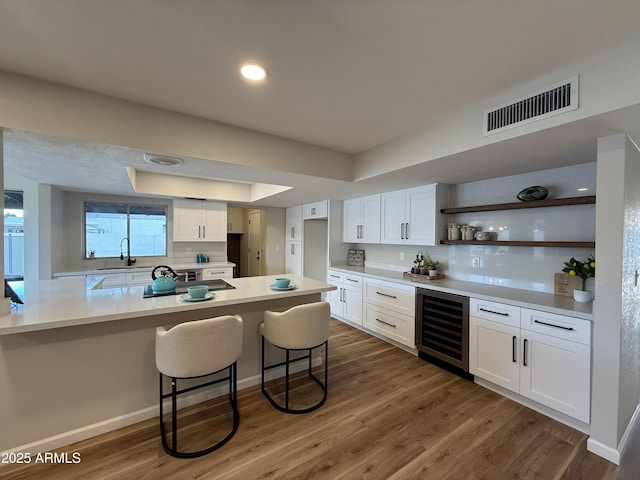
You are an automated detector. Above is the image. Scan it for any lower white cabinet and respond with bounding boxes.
[363,277,415,348]
[327,270,362,325]
[285,241,303,275]
[201,266,233,279]
[469,298,591,423]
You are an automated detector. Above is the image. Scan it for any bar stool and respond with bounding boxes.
[260,302,330,414]
[155,315,243,458]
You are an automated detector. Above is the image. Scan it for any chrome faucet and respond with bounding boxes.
[120,237,136,266]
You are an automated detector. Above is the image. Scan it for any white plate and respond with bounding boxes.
[270,284,296,291]
[180,292,215,302]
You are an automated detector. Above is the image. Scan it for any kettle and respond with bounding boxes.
[151,265,180,294]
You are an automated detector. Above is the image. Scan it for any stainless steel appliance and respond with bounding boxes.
[175,269,201,282]
[415,288,471,378]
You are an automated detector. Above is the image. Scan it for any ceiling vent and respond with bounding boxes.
[143,153,183,166]
[483,75,579,135]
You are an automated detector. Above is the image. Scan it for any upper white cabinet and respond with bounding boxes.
[227,207,244,234]
[343,194,380,243]
[173,200,227,242]
[285,206,303,241]
[380,184,445,246]
[303,200,328,220]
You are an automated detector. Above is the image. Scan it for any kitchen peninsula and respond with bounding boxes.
[0,274,335,453]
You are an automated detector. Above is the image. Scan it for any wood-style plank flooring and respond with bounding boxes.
[2,320,639,479]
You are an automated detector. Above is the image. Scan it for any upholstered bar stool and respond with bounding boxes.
[155,315,243,458]
[260,302,330,414]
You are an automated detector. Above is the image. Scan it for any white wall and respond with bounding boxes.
[590,134,640,461]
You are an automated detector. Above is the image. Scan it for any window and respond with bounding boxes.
[85,202,167,259]
[4,190,24,280]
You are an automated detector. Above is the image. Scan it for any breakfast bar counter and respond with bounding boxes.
[0,274,335,453]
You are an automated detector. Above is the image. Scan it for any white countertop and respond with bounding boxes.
[329,265,593,320]
[53,262,236,277]
[0,274,334,335]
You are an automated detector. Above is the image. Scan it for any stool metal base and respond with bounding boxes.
[261,337,328,414]
[159,362,239,458]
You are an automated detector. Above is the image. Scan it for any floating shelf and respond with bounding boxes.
[440,195,596,214]
[440,240,595,248]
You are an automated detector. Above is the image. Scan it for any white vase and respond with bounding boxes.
[573,289,592,303]
[584,277,595,300]
[429,269,438,277]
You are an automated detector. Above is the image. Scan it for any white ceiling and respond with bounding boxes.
[2,0,640,206]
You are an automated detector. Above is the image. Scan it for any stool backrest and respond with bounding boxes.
[263,301,330,349]
[156,315,243,378]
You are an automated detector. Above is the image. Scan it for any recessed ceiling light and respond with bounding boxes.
[240,63,267,81]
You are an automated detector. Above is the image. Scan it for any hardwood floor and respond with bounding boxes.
[2,320,639,480]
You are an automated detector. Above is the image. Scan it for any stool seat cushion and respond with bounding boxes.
[261,302,330,349]
[156,315,242,378]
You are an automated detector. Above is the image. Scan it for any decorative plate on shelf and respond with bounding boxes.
[516,186,549,201]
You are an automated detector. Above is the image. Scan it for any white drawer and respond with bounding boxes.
[521,308,591,345]
[126,270,153,285]
[343,274,362,290]
[327,270,345,284]
[202,267,233,279]
[364,305,415,348]
[364,278,415,316]
[470,298,520,328]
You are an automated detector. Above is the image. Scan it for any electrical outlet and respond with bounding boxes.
[472,256,481,268]
[400,252,405,261]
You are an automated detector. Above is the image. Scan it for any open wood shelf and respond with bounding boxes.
[440,195,595,214]
[440,240,595,248]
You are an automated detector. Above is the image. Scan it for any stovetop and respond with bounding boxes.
[143,279,235,298]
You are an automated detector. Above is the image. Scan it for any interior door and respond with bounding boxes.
[248,210,262,276]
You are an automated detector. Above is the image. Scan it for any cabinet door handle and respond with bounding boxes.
[523,339,528,366]
[202,225,205,238]
[533,319,575,331]
[400,223,404,239]
[376,291,397,299]
[290,243,295,255]
[376,318,397,328]
[405,222,409,239]
[291,227,295,239]
[340,288,344,302]
[512,336,517,363]
[198,225,201,238]
[359,225,363,239]
[479,307,510,317]
[311,207,316,215]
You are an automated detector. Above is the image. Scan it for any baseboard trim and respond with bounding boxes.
[4,359,321,458]
[587,402,640,465]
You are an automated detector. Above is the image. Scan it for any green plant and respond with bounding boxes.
[426,258,440,271]
[562,256,595,290]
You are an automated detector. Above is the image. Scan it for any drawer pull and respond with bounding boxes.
[533,319,574,331]
[479,307,509,316]
[329,274,341,279]
[376,291,397,299]
[376,318,397,328]
[346,278,359,283]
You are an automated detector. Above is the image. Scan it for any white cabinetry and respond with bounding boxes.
[173,200,227,242]
[363,277,415,348]
[327,270,363,325]
[285,206,303,241]
[343,194,380,243]
[202,266,233,279]
[227,207,244,233]
[285,241,303,275]
[126,270,153,286]
[469,298,591,423]
[380,184,443,246]
[303,200,328,220]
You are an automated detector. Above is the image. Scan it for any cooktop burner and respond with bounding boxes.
[143,279,236,298]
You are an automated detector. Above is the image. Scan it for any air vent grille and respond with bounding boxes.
[143,153,183,166]
[483,76,579,135]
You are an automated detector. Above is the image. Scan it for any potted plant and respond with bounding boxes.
[562,256,595,302]
[426,259,440,277]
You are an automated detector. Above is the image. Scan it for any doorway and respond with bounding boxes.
[4,190,24,280]
[248,209,262,276]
